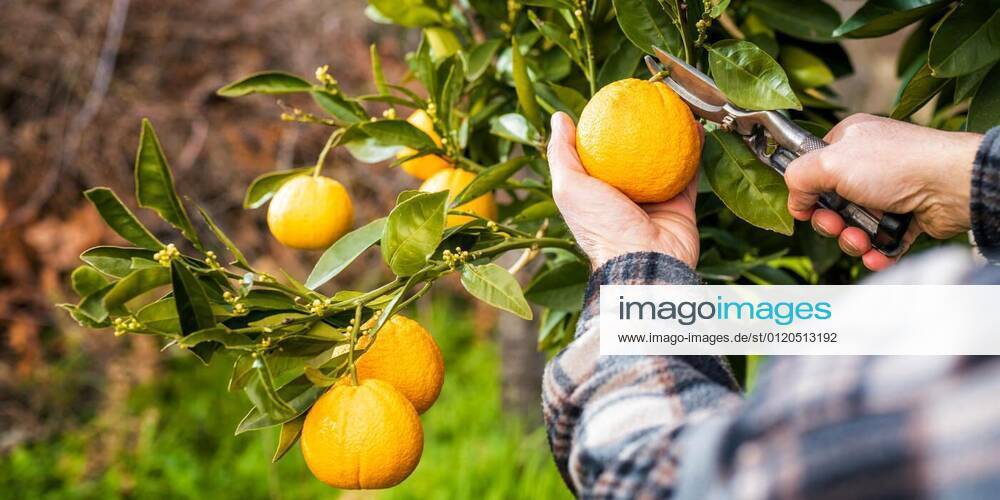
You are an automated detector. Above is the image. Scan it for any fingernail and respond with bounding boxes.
[550,113,564,132]
[841,240,861,256]
[811,219,833,237]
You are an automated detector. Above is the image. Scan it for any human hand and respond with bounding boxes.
[786,114,982,271]
[547,112,702,269]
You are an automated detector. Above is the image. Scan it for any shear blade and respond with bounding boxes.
[651,47,728,107]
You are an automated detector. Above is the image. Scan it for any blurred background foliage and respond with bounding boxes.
[0,0,981,497]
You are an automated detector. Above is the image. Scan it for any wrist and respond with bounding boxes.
[919,131,980,237]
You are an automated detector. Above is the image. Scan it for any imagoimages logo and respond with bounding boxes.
[618,295,832,326]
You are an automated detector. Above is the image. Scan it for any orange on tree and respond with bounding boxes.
[419,167,497,227]
[575,78,701,203]
[301,378,423,489]
[357,314,444,414]
[266,175,353,250]
[397,109,451,180]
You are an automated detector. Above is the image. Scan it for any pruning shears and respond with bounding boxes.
[644,47,911,257]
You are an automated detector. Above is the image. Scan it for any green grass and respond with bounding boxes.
[0,295,571,499]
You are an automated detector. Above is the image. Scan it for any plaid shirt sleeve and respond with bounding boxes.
[971,126,1000,260]
[541,125,1000,500]
[541,252,742,498]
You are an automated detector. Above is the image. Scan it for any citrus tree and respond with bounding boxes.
[61,0,998,489]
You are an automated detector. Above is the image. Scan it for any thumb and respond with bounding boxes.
[547,112,586,190]
[785,149,839,220]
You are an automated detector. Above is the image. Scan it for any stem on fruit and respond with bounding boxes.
[313,129,344,177]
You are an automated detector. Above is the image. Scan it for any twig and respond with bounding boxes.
[507,219,549,275]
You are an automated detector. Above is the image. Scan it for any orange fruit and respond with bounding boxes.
[397,110,451,180]
[575,78,701,203]
[267,175,353,250]
[301,379,423,489]
[357,315,444,414]
[419,168,497,227]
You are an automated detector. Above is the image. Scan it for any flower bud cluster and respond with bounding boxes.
[154,244,180,266]
[112,316,141,336]
[308,297,335,316]
[204,250,220,269]
[442,247,471,268]
[315,65,339,88]
[223,291,247,315]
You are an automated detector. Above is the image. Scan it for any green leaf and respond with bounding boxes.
[243,167,311,209]
[897,17,934,76]
[535,83,589,122]
[358,120,437,150]
[197,206,252,270]
[452,158,530,207]
[60,303,110,329]
[371,44,389,95]
[236,376,323,434]
[702,130,793,235]
[511,200,560,223]
[489,113,543,146]
[344,134,404,163]
[135,298,230,334]
[955,63,993,102]
[77,284,115,323]
[243,289,298,310]
[369,0,442,27]
[229,354,255,392]
[71,266,109,297]
[217,72,312,97]
[411,36,437,94]
[598,37,643,89]
[306,218,387,289]
[834,0,947,38]
[779,46,834,88]
[437,56,465,133]
[134,120,203,248]
[272,414,305,463]
[520,0,575,8]
[928,1,1000,77]
[891,63,949,120]
[81,246,156,278]
[425,27,461,60]
[968,63,1000,133]
[527,11,584,70]
[245,358,297,422]
[461,263,533,320]
[171,261,218,362]
[178,327,254,349]
[708,0,731,17]
[311,90,367,124]
[749,0,842,43]
[612,0,683,55]
[524,261,589,310]
[465,39,502,81]
[84,188,164,250]
[511,36,543,131]
[382,191,448,276]
[103,266,172,312]
[707,40,801,111]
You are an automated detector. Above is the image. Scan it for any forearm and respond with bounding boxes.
[971,127,1000,261]
[541,252,742,496]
